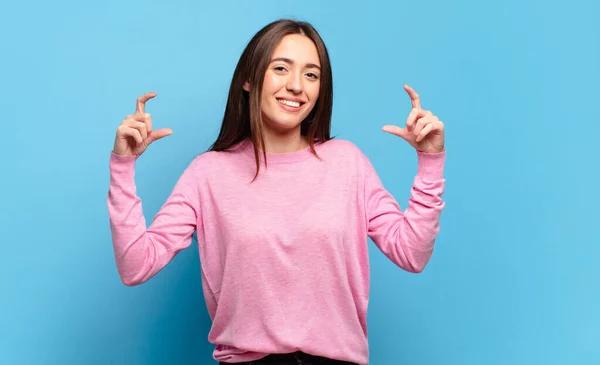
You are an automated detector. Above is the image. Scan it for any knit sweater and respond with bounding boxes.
[107,138,446,364]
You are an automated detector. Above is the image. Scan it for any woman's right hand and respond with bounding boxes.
[112,92,173,156]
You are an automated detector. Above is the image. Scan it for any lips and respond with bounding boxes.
[276,97,305,109]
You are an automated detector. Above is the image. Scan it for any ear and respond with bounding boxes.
[243,81,251,92]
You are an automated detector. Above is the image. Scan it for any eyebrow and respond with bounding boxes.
[270,57,321,70]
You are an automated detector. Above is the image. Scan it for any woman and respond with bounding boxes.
[107,19,446,365]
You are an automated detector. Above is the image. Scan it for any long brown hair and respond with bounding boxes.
[208,19,334,179]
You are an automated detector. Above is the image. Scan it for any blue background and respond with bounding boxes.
[1,0,599,364]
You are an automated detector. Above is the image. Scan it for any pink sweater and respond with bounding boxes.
[107,138,446,365]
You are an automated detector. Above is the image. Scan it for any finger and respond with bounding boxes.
[406,108,419,132]
[124,118,148,140]
[132,113,153,135]
[404,84,421,110]
[416,121,443,142]
[382,125,411,141]
[406,109,430,132]
[136,92,157,114]
[118,125,143,144]
[147,128,173,144]
[413,114,436,137]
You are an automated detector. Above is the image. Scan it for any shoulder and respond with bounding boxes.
[189,140,250,168]
[179,141,254,185]
[317,138,371,165]
[187,150,245,175]
[318,138,362,155]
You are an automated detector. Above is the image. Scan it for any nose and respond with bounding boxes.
[285,71,302,94]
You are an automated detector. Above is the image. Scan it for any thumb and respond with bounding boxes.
[382,125,412,141]
[147,128,173,144]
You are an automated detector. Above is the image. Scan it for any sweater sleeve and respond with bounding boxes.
[363,150,446,273]
[107,152,200,286]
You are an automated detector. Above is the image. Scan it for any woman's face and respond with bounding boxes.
[251,34,321,135]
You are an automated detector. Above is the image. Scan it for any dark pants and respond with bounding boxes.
[219,351,358,365]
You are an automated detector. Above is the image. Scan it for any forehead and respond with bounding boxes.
[271,34,320,65]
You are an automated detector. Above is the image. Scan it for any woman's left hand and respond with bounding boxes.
[382,85,445,154]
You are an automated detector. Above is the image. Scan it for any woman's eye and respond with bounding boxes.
[306,72,319,79]
[274,66,287,72]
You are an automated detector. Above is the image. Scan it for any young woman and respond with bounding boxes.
[108,19,446,365]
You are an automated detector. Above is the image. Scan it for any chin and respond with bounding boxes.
[263,111,310,133]
[265,118,303,133]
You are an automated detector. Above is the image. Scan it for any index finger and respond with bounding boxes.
[404,84,421,110]
[136,92,157,114]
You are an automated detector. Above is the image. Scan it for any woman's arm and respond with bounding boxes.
[107,153,200,286]
[364,150,446,273]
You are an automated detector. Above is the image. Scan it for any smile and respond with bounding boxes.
[277,98,304,108]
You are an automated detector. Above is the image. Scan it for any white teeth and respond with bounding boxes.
[277,99,301,108]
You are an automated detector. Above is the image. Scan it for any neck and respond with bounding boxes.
[261,126,309,153]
